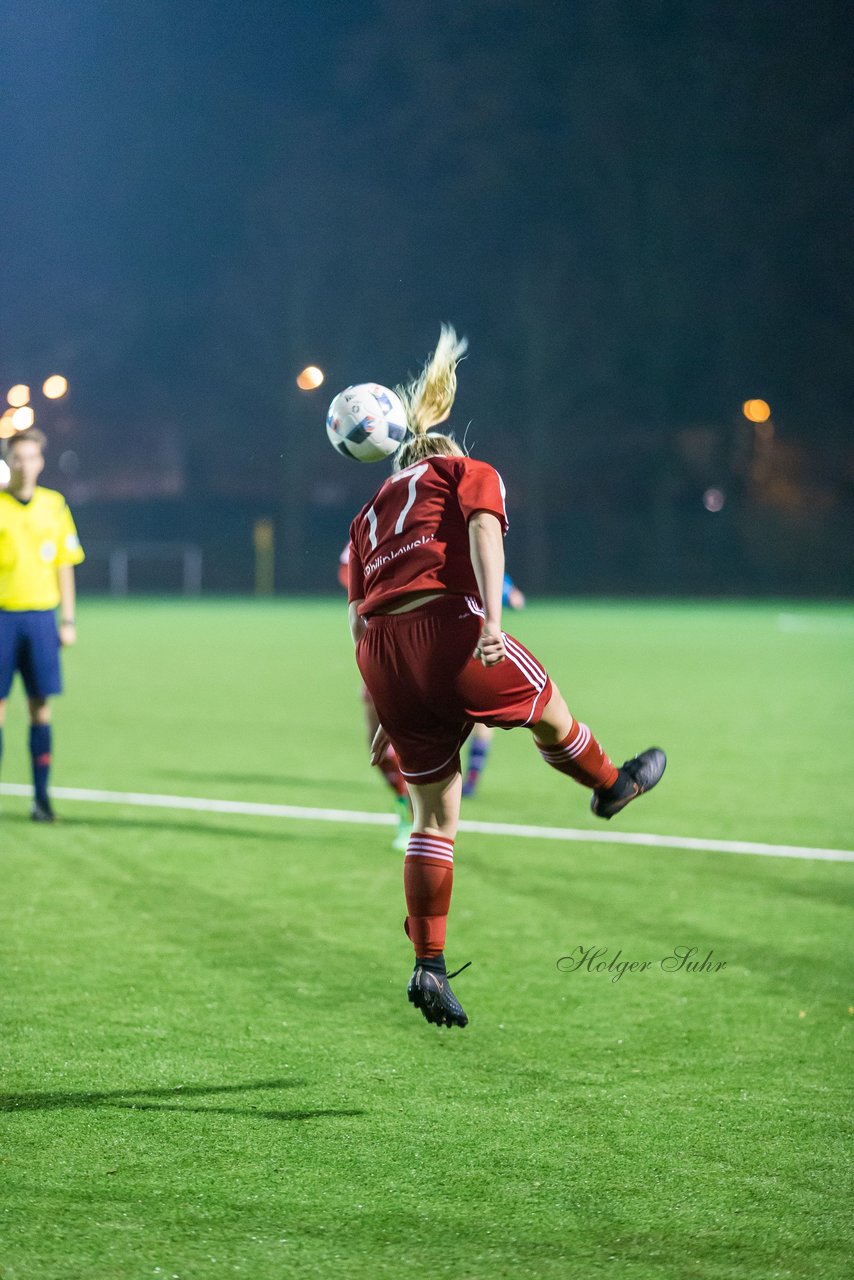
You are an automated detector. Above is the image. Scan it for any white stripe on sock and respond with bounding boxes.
[406,847,454,864]
[538,724,592,762]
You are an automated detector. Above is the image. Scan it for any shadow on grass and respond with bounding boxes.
[3,812,304,844]
[0,1078,365,1123]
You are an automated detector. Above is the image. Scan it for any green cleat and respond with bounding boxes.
[391,794,413,851]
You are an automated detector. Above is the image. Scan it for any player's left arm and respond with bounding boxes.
[55,499,84,646]
[57,564,77,646]
[55,501,83,650]
[349,599,366,647]
[346,528,367,647]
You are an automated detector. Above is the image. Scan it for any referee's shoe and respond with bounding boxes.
[31,799,57,822]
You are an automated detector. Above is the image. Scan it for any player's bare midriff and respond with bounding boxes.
[370,590,448,615]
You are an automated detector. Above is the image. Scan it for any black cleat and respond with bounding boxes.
[591,748,667,821]
[31,799,57,823]
[407,961,471,1028]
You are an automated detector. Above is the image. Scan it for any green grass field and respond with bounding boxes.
[1,599,852,1279]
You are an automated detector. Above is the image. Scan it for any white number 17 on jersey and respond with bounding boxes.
[364,464,429,550]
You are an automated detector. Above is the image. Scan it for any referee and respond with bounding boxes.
[0,429,85,821]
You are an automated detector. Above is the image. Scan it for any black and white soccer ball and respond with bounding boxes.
[325,383,408,462]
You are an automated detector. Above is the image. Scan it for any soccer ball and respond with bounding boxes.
[325,383,408,462]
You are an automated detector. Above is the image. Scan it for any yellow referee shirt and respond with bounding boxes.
[0,487,85,611]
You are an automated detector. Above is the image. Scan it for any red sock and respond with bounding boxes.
[403,832,454,959]
[377,744,408,798]
[535,719,619,790]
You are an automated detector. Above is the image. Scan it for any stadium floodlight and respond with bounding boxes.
[11,406,35,430]
[296,365,324,390]
[742,399,771,423]
[7,384,30,408]
[43,375,69,399]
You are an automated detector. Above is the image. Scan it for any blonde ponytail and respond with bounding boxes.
[393,324,468,470]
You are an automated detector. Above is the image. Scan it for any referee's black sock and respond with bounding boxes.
[29,724,52,806]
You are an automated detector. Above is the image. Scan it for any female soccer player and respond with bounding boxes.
[346,327,665,1029]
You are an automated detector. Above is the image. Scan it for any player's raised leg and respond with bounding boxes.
[531,684,666,819]
[400,769,469,1029]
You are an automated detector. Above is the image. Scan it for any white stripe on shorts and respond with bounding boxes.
[399,746,462,781]
[501,634,548,726]
[503,635,547,691]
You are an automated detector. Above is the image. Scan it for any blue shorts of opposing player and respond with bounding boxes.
[0,609,63,699]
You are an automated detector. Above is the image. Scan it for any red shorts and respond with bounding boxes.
[356,595,553,784]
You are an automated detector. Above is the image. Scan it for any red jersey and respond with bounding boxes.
[348,455,508,615]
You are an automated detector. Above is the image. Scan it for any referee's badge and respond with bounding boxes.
[40,540,57,562]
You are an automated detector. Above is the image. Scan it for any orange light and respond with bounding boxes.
[7,384,30,408]
[0,409,17,439]
[43,374,68,399]
[742,398,771,423]
[11,406,35,430]
[296,365,324,391]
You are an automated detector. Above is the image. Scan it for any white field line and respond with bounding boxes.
[2,782,852,863]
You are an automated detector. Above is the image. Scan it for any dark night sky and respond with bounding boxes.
[2,0,852,513]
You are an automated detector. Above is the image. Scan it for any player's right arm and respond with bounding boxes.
[454,457,508,665]
[468,511,507,666]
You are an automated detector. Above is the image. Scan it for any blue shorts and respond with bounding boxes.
[0,609,63,700]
